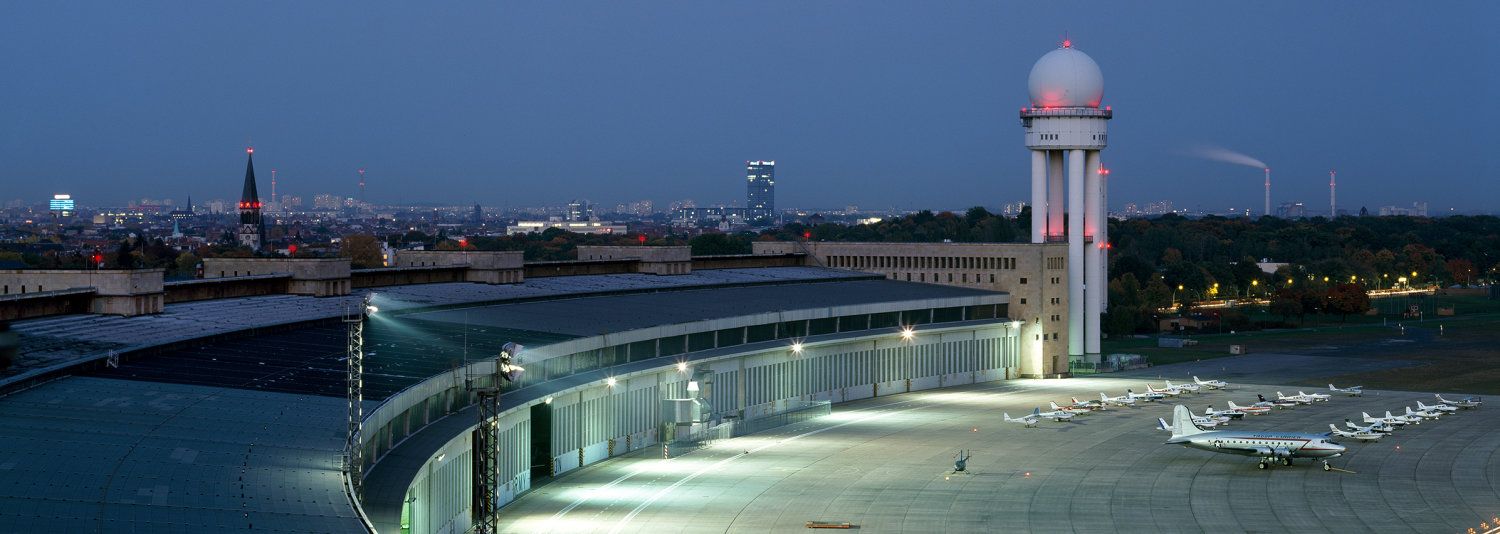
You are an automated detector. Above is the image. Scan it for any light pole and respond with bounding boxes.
[900,326,915,388]
[472,342,524,534]
[344,294,377,498]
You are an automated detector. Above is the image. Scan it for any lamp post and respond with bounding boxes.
[344,294,377,498]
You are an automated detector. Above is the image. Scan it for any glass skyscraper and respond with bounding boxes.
[746,160,775,222]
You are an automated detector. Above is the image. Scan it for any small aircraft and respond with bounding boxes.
[1298,390,1331,402]
[1194,376,1229,389]
[1328,424,1384,442]
[1363,411,1411,427]
[1204,404,1248,420]
[1148,384,1185,397]
[1033,406,1077,422]
[1194,410,1231,428]
[952,450,971,473]
[1404,406,1442,421]
[1275,392,1315,406]
[1003,411,1039,428]
[1345,418,1395,434]
[1068,396,1105,411]
[1157,405,1346,471]
[1436,394,1483,409]
[1388,410,1424,425]
[1258,394,1299,409]
[1050,401,1094,416]
[1165,379,1202,393]
[1417,400,1457,414]
[1100,392,1138,407]
[1328,383,1364,397]
[1126,388,1164,403]
[1225,400,1271,415]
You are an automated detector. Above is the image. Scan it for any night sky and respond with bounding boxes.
[2,1,1495,213]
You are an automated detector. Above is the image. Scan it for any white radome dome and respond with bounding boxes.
[1027,44,1104,108]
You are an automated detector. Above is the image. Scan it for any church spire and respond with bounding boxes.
[240,146,260,207]
[237,146,265,251]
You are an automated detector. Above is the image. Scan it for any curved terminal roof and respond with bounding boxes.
[0,267,1006,531]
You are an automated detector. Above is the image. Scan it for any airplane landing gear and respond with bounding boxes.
[1281,457,1293,466]
[1258,460,1269,470]
[1322,461,1332,472]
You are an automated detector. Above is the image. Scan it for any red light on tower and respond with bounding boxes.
[803,231,812,240]
[457,237,468,248]
[637,234,647,244]
[287,244,298,255]
[1062,39,1072,49]
[246,146,254,155]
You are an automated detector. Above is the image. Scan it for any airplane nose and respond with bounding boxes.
[1332,443,1347,454]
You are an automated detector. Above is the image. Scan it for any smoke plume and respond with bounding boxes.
[1190,145,1267,169]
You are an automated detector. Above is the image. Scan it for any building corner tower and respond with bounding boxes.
[238,147,265,251]
[1021,40,1111,368]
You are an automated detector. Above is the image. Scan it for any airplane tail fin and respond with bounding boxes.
[1330,424,1341,433]
[1227,401,1241,409]
[1050,401,1062,411]
[1101,392,1110,402]
[1003,413,1013,422]
[1169,405,1206,438]
[1032,407,1041,417]
[1193,376,1202,383]
[1157,417,1170,432]
[1363,412,1374,421]
[1330,384,1338,391]
[1386,410,1396,418]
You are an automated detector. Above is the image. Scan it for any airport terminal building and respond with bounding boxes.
[0,249,1041,532]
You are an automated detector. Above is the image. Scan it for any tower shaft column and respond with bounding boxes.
[1084,150,1103,360]
[1067,149,1085,362]
[1048,151,1064,239]
[1030,150,1046,243]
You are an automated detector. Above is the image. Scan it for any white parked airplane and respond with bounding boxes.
[1226,400,1270,415]
[1405,406,1442,421]
[1417,400,1457,414]
[1165,380,1202,393]
[1050,401,1093,416]
[1275,392,1314,405]
[1033,406,1077,422]
[1363,411,1411,427]
[1148,384,1185,397]
[1328,424,1384,442]
[1100,392,1138,407]
[1204,404,1247,420]
[1436,394,1483,409]
[1003,411,1039,428]
[1194,376,1229,389]
[1328,383,1364,396]
[1258,394,1299,409]
[1298,390,1331,402]
[1068,396,1104,411]
[1345,418,1394,434]
[1126,389,1164,402]
[1194,410,1231,427]
[1157,405,1346,470]
[1388,410,1424,425]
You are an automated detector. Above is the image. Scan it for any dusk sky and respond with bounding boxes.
[3,2,1495,213]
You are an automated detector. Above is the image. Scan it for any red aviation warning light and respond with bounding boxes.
[637,234,647,244]
[287,244,298,255]
[246,146,254,155]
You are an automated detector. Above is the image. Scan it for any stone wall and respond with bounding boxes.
[201,258,351,297]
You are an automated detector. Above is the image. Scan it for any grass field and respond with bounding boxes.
[1104,294,1500,394]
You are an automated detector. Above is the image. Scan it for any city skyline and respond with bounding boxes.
[2,2,1494,212]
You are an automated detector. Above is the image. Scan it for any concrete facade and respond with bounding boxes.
[575,246,692,275]
[202,258,351,296]
[0,269,165,316]
[752,241,1069,376]
[392,250,525,284]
